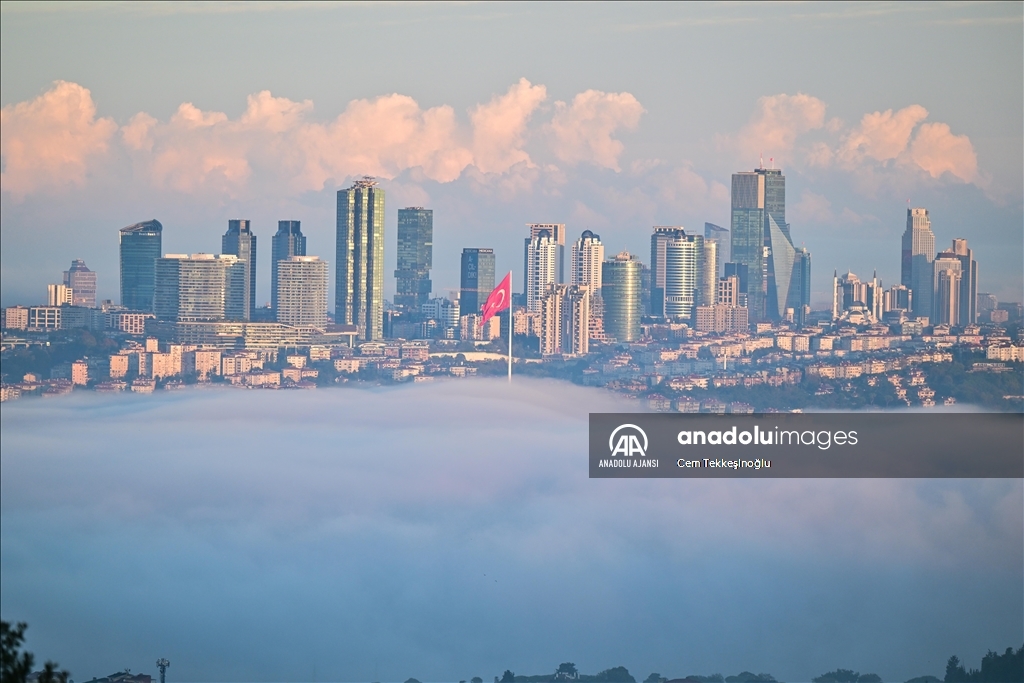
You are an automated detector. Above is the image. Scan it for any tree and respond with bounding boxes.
[37,661,70,683]
[502,671,516,683]
[944,656,968,683]
[1,621,34,683]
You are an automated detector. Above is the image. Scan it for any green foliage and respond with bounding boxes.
[944,645,1024,682]
[725,674,776,683]
[502,671,516,683]
[1,621,34,683]
[594,668,635,683]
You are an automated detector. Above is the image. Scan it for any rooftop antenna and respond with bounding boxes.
[759,152,763,169]
[157,659,170,683]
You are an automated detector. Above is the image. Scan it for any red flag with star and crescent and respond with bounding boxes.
[480,272,512,326]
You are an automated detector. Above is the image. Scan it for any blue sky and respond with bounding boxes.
[2,381,1021,681]
[1,2,1021,308]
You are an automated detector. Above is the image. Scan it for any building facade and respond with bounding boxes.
[525,230,558,313]
[154,254,247,322]
[47,284,73,307]
[525,223,565,284]
[271,220,306,314]
[459,248,495,318]
[570,230,604,290]
[704,222,730,273]
[275,256,328,329]
[394,207,433,311]
[950,238,978,325]
[538,284,590,357]
[222,219,257,320]
[336,178,385,341]
[602,253,642,343]
[63,259,97,308]
[901,208,935,319]
[119,220,163,312]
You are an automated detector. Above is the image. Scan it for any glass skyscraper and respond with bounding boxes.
[731,167,793,322]
[271,220,306,315]
[704,222,729,272]
[394,207,433,311]
[901,208,935,319]
[602,252,642,343]
[460,248,495,317]
[336,178,385,341]
[119,219,163,312]
[222,219,257,319]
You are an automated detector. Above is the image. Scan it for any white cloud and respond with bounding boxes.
[721,93,828,165]
[547,90,644,171]
[0,81,117,200]
[468,78,548,174]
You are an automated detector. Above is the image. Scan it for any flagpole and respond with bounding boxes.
[508,271,513,383]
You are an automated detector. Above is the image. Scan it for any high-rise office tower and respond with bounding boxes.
[731,167,790,322]
[271,220,306,314]
[651,227,711,320]
[570,230,604,290]
[525,230,558,313]
[222,219,257,320]
[791,248,812,324]
[275,256,329,329]
[525,224,565,285]
[951,238,978,325]
[119,219,162,311]
[602,252,642,343]
[394,207,433,311]
[701,239,718,313]
[901,208,935,319]
[63,259,97,308]
[336,178,385,340]
[704,222,730,273]
[932,251,963,326]
[460,248,496,317]
[154,254,246,322]
[650,227,685,317]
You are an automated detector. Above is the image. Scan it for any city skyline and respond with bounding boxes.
[2,4,1020,310]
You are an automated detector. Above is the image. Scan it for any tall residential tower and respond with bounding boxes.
[271,221,306,314]
[336,178,385,340]
[901,208,935,319]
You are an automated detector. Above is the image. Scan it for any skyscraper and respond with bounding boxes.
[932,250,963,326]
[764,214,796,320]
[63,259,97,308]
[791,247,812,324]
[570,230,604,290]
[901,208,935,319]
[271,220,306,314]
[336,177,385,341]
[704,222,730,272]
[460,248,495,317]
[602,252,642,343]
[730,167,790,322]
[222,219,257,320]
[951,238,978,325]
[394,207,433,311]
[119,219,162,311]
[154,254,246,322]
[651,227,711,320]
[276,256,329,329]
[650,226,685,317]
[525,230,558,313]
[525,224,565,285]
[538,284,590,357]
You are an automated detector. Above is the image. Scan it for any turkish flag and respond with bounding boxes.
[480,272,511,326]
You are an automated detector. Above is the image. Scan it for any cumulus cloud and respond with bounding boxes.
[0,81,117,200]
[469,78,547,174]
[723,93,827,164]
[908,121,979,183]
[839,105,929,164]
[547,90,645,171]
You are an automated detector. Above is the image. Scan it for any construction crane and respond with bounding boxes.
[156,659,170,683]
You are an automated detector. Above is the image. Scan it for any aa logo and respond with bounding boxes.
[609,424,648,457]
